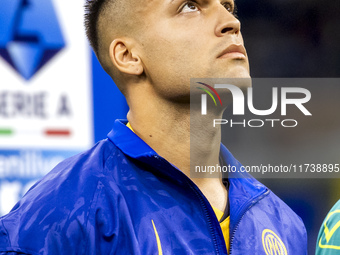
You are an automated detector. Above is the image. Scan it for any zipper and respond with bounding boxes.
[153,155,224,255]
[187,179,222,255]
[229,189,270,255]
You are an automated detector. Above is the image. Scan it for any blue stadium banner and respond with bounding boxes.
[0,0,94,215]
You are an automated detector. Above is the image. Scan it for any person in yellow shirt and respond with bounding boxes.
[316,200,340,255]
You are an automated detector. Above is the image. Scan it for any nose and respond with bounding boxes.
[215,5,241,37]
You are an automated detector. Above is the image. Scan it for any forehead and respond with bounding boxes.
[104,0,237,39]
[133,0,165,13]
[133,0,236,16]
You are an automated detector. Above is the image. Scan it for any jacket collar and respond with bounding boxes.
[107,119,158,158]
[108,119,268,230]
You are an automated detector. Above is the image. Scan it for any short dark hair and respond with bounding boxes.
[84,0,109,55]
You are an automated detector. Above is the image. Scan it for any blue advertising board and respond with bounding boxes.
[0,0,128,215]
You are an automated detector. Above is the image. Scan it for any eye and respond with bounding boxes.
[222,1,237,16]
[180,1,199,13]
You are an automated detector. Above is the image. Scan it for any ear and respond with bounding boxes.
[109,39,143,76]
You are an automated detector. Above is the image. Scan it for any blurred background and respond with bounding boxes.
[235,0,340,253]
[0,0,339,254]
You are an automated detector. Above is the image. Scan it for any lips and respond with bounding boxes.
[218,44,246,59]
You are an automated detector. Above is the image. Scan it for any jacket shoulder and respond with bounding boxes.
[0,139,122,254]
[232,187,307,255]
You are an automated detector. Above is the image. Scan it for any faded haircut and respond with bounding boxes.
[84,0,110,56]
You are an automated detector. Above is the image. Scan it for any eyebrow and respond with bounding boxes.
[225,0,236,6]
[169,0,236,4]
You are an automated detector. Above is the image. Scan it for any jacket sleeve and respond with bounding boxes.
[0,143,119,255]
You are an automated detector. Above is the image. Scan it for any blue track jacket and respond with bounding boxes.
[0,120,307,254]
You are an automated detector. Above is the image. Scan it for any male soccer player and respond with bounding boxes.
[316,200,340,254]
[0,0,307,254]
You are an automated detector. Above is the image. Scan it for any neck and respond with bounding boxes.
[126,83,226,178]
[126,82,228,210]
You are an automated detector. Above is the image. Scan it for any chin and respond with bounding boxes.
[229,65,251,78]
[212,64,250,78]
[234,77,252,91]
[221,69,252,91]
